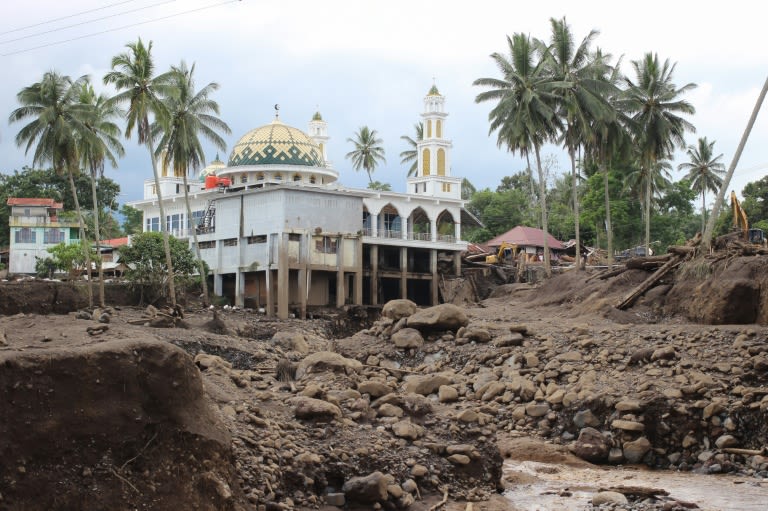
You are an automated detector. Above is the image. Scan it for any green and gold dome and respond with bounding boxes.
[228,119,325,168]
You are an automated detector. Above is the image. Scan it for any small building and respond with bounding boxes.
[6,198,79,274]
[486,226,565,263]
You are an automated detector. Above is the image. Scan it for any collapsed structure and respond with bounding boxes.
[129,86,479,318]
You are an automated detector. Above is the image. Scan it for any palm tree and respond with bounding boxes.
[77,81,125,307]
[155,61,231,306]
[677,137,725,234]
[399,122,423,177]
[346,126,386,184]
[542,17,614,269]
[474,33,562,276]
[623,53,696,255]
[104,38,178,306]
[9,71,96,306]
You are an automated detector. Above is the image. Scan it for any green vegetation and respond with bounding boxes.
[346,126,386,184]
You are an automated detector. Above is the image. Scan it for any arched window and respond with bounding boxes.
[293,174,301,182]
[426,120,432,138]
[437,148,446,176]
[309,175,316,184]
[274,174,283,181]
[422,148,431,176]
[436,120,442,138]
[256,173,264,181]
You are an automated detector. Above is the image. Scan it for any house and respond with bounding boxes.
[128,85,480,318]
[486,225,565,263]
[6,198,80,274]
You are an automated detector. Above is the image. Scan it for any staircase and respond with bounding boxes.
[197,200,216,234]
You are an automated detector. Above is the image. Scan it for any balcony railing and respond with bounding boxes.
[361,228,459,244]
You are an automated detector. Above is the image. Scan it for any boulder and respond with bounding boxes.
[381,299,418,321]
[290,396,342,421]
[271,331,309,354]
[571,427,610,463]
[402,374,451,395]
[391,328,424,349]
[406,304,468,332]
[592,491,628,506]
[462,327,492,343]
[392,420,424,440]
[623,436,651,463]
[295,351,362,380]
[357,380,393,398]
[342,471,389,504]
[438,385,459,403]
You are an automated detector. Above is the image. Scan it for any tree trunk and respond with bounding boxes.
[534,147,551,277]
[182,172,210,306]
[603,159,614,265]
[645,165,651,256]
[525,153,538,228]
[569,146,581,270]
[147,137,176,307]
[67,168,93,307]
[90,167,105,307]
[701,190,706,235]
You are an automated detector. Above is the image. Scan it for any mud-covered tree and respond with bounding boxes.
[119,232,199,305]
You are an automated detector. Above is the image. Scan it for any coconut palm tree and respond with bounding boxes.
[542,16,615,269]
[399,122,423,177]
[346,126,386,184]
[77,81,125,307]
[155,61,231,306]
[677,137,725,234]
[104,38,178,306]
[474,33,562,276]
[623,53,696,255]
[9,71,96,305]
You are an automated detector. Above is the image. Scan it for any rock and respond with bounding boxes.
[295,352,362,379]
[463,327,491,343]
[194,353,233,373]
[358,380,392,398]
[391,328,424,349]
[377,403,404,418]
[406,304,468,332]
[342,471,389,504]
[611,419,644,432]
[447,454,471,465]
[271,331,309,355]
[290,396,342,421]
[572,427,610,463]
[382,299,418,320]
[392,420,424,440]
[402,374,451,395]
[715,434,738,449]
[525,402,550,417]
[410,465,428,477]
[615,399,643,412]
[494,333,524,347]
[651,346,676,361]
[556,351,582,362]
[325,493,345,506]
[592,491,628,506]
[457,409,479,423]
[480,382,506,401]
[438,385,458,403]
[623,437,651,463]
[573,409,600,429]
[703,401,725,420]
[608,448,624,464]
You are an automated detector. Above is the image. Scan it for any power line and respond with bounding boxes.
[1,0,240,57]
[0,1,177,46]
[0,0,141,36]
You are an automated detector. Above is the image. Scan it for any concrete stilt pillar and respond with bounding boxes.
[336,235,345,308]
[265,269,273,317]
[298,268,307,319]
[277,233,289,319]
[371,245,379,306]
[430,249,439,305]
[454,251,462,276]
[235,270,244,307]
[354,237,363,305]
[400,247,408,299]
[213,273,223,296]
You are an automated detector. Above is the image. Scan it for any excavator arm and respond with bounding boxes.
[731,191,749,240]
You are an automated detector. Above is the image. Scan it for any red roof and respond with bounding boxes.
[101,237,129,247]
[486,226,565,250]
[6,197,63,209]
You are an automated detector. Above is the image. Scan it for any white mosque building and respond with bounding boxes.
[128,85,478,318]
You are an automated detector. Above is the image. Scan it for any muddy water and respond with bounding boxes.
[503,459,768,510]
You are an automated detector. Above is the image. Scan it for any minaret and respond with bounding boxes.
[407,84,460,198]
[308,110,332,168]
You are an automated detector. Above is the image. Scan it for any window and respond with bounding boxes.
[241,174,248,184]
[274,174,283,181]
[293,174,301,182]
[422,148,431,176]
[437,148,446,176]
[146,217,160,232]
[436,120,442,138]
[315,236,337,254]
[44,229,65,244]
[189,210,204,228]
[247,235,267,244]
[197,240,215,250]
[309,175,316,184]
[414,184,418,193]
[167,214,181,234]
[14,227,36,243]
[256,173,264,181]
[288,233,301,242]
[223,238,238,247]
[442,183,451,192]
[23,208,30,217]
[150,184,157,196]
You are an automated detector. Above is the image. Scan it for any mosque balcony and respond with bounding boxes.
[362,228,463,249]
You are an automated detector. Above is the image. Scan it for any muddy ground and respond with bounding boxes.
[1,256,767,510]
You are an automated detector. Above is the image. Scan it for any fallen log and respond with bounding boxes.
[722,447,766,456]
[616,255,682,310]
[625,254,673,270]
[668,245,697,257]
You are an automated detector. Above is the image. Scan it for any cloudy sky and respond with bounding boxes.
[2,0,767,207]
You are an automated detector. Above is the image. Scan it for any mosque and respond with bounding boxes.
[128,85,478,318]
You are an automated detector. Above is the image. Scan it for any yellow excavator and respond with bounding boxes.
[731,191,766,246]
[486,242,518,265]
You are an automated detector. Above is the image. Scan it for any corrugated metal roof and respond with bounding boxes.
[486,226,565,250]
[6,197,63,209]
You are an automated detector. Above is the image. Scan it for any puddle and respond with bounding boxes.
[503,459,768,510]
